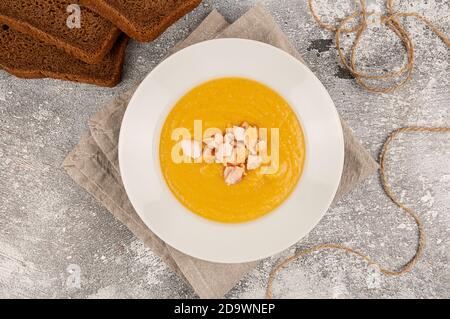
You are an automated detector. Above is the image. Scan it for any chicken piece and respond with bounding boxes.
[180,140,202,159]
[233,126,245,142]
[204,132,224,149]
[215,142,233,163]
[245,126,258,154]
[203,147,215,163]
[224,147,237,165]
[224,132,235,145]
[224,166,245,185]
[203,137,216,149]
[235,143,247,164]
[214,133,223,146]
[247,155,262,170]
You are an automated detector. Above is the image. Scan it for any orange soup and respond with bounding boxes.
[159,78,305,223]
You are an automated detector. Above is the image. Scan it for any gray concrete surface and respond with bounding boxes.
[0,0,449,299]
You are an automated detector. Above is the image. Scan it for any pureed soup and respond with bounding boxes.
[159,78,305,223]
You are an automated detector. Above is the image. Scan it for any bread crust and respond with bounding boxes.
[0,26,128,87]
[0,0,122,64]
[79,0,203,42]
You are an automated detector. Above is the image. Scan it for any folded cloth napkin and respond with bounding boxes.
[63,5,378,298]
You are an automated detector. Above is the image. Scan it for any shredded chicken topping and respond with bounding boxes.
[181,122,265,185]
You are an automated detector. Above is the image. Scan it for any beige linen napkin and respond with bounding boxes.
[63,5,378,299]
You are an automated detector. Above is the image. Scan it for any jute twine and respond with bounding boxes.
[308,0,450,93]
[265,0,450,298]
[266,126,450,298]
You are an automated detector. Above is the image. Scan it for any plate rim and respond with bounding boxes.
[118,38,344,263]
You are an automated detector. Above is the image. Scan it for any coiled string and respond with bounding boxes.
[308,0,450,93]
[266,0,450,298]
[266,126,450,298]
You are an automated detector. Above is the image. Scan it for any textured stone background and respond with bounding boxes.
[0,0,449,298]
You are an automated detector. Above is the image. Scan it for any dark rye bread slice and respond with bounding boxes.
[0,24,128,87]
[0,0,121,64]
[79,0,202,42]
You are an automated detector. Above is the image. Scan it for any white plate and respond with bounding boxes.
[119,39,344,263]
